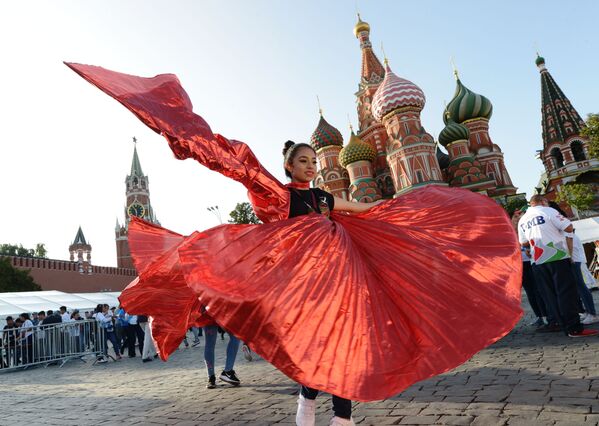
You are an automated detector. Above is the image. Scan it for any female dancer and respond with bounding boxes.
[282,140,380,425]
[65,63,522,419]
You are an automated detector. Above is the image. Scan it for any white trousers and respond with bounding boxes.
[140,322,156,359]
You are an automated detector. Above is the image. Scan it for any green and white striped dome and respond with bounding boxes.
[439,116,470,147]
[445,78,493,124]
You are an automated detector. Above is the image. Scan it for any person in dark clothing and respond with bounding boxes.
[41,310,62,325]
[2,316,18,367]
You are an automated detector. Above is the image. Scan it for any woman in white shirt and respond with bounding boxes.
[18,313,34,364]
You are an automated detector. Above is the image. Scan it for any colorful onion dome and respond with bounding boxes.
[310,115,344,151]
[354,14,370,37]
[535,54,545,67]
[438,116,470,147]
[445,77,493,124]
[339,131,376,168]
[372,63,426,121]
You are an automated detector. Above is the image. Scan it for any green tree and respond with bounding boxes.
[580,113,599,159]
[0,257,42,292]
[35,243,48,258]
[504,197,528,216]
[0,243,47,258]
[228,202,261,224]
[556,183,595,212]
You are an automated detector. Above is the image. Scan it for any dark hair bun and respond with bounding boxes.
[282,140,295,157]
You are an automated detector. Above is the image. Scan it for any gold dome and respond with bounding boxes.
[353,14,370,37]
[339,131,376,168]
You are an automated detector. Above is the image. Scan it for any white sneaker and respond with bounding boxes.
[296,395,316,426]
[329,416,355,426]
[582,314,599,325]
[242,344,253,361]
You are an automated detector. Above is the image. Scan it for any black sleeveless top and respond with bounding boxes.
[288,188,335,218]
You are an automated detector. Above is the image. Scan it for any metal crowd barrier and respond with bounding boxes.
[0,319,108,372]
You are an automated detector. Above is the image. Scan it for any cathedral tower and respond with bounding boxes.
[535,54,598,203]
[338,129,382,202]
[311,113,350,199]
[115,140,159,269]
[445,72,516,197]
[353,15,394,197]
[438,114,495,192]
[372,61,445,195]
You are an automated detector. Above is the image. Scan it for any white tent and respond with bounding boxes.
[0,290,121,319]
[573,217,599,244]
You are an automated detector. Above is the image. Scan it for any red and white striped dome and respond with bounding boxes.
[372,64,426,121]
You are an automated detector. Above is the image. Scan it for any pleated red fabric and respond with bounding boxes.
[66,62,523,401]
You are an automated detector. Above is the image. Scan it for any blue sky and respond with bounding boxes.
[1,0,597,266]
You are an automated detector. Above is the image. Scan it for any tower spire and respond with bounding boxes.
[537,54,585,149]
[130,138,144,176]
[73,226,87,245]
[354,14,384,84]
[450,56,459,79]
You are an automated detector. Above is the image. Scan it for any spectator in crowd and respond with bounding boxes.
[14,318,24,364]
[19,313,34,364]
[31,312,40,326]
[42,310,62,325]
[123,311,144,358]
[2,316,17,368]
[60,306,71,323]
[69,310,84,352]
[95,304,122,362]
[571,230,599,324]
[203,324,241,389]
[191,326,202,347]
[35,311,47,362]
[115,306,129,351]
[518,195,598,337]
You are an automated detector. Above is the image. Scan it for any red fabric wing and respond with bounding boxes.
[64,62,289,223]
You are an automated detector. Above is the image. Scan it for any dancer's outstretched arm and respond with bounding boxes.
[65,62,289,223]
[333,197,384,213]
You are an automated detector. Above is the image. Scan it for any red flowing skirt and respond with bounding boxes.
[120,185,522,402]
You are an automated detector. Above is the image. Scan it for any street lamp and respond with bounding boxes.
[207,205,223,224]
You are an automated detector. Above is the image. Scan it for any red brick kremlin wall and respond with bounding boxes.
[5,256,136,292]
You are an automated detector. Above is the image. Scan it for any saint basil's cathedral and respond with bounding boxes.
[312,15,597,212]
[311,15,519,203]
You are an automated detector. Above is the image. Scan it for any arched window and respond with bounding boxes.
[570,141,586,162]
[551,147,564,168]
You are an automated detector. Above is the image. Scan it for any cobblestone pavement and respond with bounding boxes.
[4,296,599,426]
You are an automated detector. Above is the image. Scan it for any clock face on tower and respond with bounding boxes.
[127,203,145,218]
